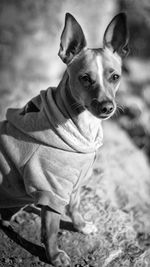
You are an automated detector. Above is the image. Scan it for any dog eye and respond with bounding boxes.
[79,74,93,86]
[111,74,120,82]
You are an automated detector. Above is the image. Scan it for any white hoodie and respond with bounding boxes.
[0,87,103,214]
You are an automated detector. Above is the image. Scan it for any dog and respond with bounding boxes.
[0,12,129,267]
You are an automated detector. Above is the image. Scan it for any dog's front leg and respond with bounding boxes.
[41,206,71,267]
[69,187,97,235]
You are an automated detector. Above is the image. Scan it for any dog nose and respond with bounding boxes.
[91,99,114,115]
[100,101,114,114]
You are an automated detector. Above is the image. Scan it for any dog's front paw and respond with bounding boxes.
[78,221,97,235]
[51,250,71,267]
[71,211,97,234]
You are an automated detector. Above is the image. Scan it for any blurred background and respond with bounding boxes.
[1,0,150,266]
[0,0,150,160]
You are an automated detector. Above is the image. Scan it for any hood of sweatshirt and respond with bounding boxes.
[6,87,103,153]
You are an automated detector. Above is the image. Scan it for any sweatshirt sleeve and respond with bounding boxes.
[22,145,79,214]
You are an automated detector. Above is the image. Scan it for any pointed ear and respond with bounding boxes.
[58,13,86,64]
[103,13,129,58]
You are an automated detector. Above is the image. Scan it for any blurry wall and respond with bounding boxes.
[120,0,150,58]
[0,0,118,119]
[116,0,150,159]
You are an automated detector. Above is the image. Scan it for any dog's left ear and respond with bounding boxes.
[103,13,129,58]
[58,13,86,64]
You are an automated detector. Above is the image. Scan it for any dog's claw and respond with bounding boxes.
[51,250,71,267]
[0,219,11,228]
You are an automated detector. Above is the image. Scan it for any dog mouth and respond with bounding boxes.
[85,103,116,120]
[92,111,114,120]
[98,113,112,119]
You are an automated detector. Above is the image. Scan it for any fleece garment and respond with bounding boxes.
[0,87,103,214]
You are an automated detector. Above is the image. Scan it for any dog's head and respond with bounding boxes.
[58,13,129,119]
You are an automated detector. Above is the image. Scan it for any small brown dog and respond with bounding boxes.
[0,13,129,267]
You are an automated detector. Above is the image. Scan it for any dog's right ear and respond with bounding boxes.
[103,13,129,58]
[58,13,86,64]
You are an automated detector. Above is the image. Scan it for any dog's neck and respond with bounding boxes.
[54,71,102,141]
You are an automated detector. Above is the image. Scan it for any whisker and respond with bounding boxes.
[115,109,121,117]
[71,103,82,108]
[119,105,124,112]
[113,103,124,118]
[71,102,82,107]
[71,102,83,111]
[117,106,124,113]
[116,101,125,111]
[116,102,125,114]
